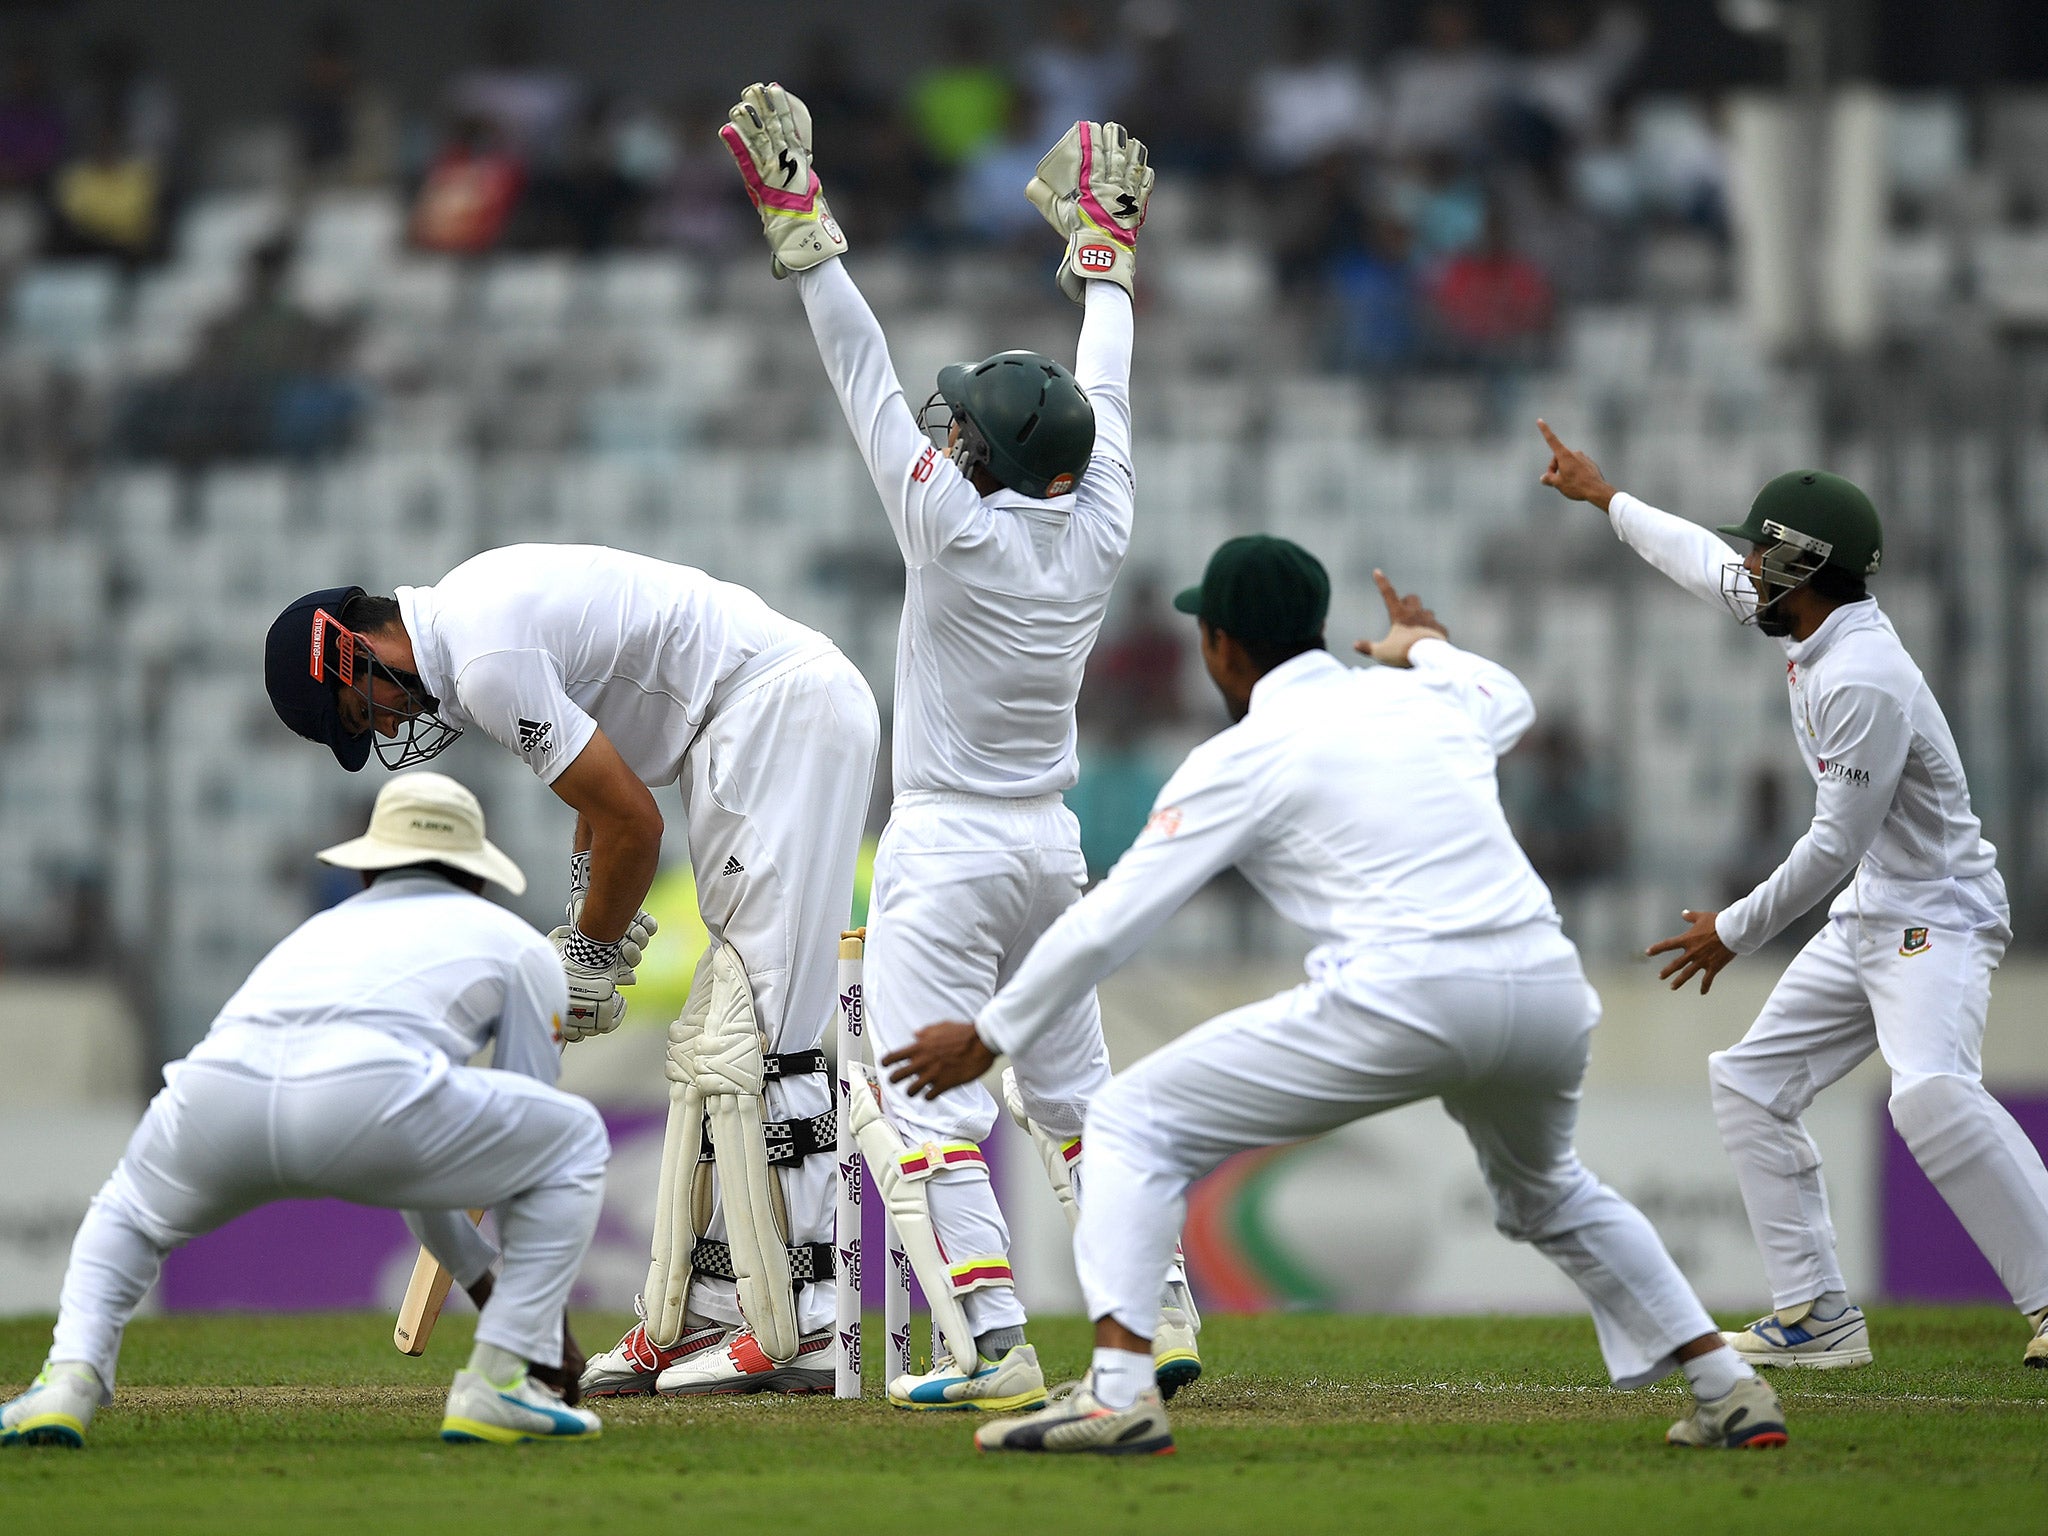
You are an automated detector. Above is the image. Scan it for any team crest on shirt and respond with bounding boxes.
[1899,927,1932,957]
[1143,806,1183,839]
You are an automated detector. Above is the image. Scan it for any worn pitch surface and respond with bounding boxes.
[2,1309,2043,1533]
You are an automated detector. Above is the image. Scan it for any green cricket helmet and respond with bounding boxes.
[926,351,1095,500]
[1714,470,1882,631]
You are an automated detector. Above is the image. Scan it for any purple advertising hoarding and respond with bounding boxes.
[1881,1090,2048,1302]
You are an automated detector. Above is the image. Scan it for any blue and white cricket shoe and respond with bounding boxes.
[1722,1304,1873,1369]
[440,1367,602,1444]
[889,1343,1047,1413]
[1,1361,104,1448]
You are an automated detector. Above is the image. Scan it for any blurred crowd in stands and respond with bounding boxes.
[0,3,1727,360]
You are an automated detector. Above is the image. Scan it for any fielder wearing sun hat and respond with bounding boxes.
[317,771,527,894]
[1172,535,1331,647]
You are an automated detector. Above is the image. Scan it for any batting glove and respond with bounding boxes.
[566,852,659,969]
[1025,120,1154,305]
[719,80,847,279]
[551,927,627,1042]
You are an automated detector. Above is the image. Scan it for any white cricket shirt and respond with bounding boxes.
[977,643,1561,1056]
[397,544,814,788]
[797,258,1135,798]
[1607,492,2006,951]
[194,872,568,1082]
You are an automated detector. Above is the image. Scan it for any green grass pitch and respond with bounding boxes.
[3,1308,2043,1534]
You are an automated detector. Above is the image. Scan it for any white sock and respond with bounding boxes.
[1682,1345,1755,1403]
[1090,1347,1154,1410]
[467,1340,526,1389]
[1808,1291,1852,1321]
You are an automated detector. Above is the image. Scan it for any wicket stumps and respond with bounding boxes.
[834,928,914,1398]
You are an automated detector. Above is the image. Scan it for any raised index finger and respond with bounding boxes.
[1536,418,1567,454]
[1373,568,1401,618]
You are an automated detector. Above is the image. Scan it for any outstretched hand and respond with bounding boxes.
[882,1022,997,1100]
[1355,569,1448,668]
[1646,909,1737,995]
[1536,419,1618,512]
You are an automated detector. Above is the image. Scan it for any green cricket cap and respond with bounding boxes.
[1173,535,1331,646]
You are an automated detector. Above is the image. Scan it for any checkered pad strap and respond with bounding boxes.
[762,1049,827,1081]
[689,1238,835,1288]
[698,1107,836,1167]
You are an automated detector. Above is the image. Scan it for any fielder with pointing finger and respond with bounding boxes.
[887,537,1781,1456]
[1537,419,2048,1373]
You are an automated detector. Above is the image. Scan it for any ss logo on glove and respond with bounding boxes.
[1077,244,1117,273]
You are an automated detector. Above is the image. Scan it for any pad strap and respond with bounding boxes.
[896,1140,987,1180]
[762,1049,827,1080]
[689,1238,835,1289]
[698,1108,837,1167]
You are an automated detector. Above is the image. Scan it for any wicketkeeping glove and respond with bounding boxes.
[1025,120,1154,305]
[719,80,847,279]
[551,927,627,1042]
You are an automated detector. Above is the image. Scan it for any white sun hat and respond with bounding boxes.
[316,770,526,894]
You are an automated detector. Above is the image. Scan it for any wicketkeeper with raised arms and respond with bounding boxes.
[262,545,879,1398]
[1538,419,2048,1371]
[720,80,1198,1411]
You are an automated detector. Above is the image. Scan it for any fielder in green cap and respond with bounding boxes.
[887,547,1782,1457]
[1171,534,1336,719]
[1538,419,2048,1374]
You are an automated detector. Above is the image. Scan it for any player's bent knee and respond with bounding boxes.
[1888,1072,1984,1149]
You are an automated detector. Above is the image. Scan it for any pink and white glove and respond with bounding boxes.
[1025,120,1154,305]
[719,80,847,279]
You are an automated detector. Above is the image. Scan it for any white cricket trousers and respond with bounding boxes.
[866,791,1111,1335]
[1709,913,2048,1314]
[1078,923,1719,1389]
[49,1024,608,1393]
[679,638,879,1334]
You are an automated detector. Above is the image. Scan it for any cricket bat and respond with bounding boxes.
[393,1210,484,1356]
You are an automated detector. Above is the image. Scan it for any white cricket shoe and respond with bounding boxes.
[889,1342,1047,1413]
[2024,1308,2048,1368]
[1154,1306,1201,1400]
[580,1306,732,1397]
[1,1361,104,1448]
[1665,1375,1789,1450]
[440,1367,602,1444]
[1722,1303,1873,1369]
[655,1325,834,1396]
[974,1375,1175,1456]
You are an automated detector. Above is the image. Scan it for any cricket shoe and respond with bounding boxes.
[1,1361,104,1448]
[974,1376,1174,1456]
[1665,1375,1789,1450]
[580,1305,732,1397]
[1722,1303,1873,1369]
[1154,1306,1201,1401]
[2024,1308,2048,1368]
[890,1343,1047,1412]
[655,1325,834,1396]
[440,1367,601,1444]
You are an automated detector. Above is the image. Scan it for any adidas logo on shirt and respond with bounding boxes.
[517,718,553,757]
[722,856,745,878]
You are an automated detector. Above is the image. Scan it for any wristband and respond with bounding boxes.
[561,927,623,971]
[569,850,592,894]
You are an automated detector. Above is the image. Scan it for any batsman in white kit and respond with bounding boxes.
[890,536,1787,1455]
[722,82,1197,1408]
[1539,421,2048,1371]
[1,773,609,1448]
[261,546,879,1398]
